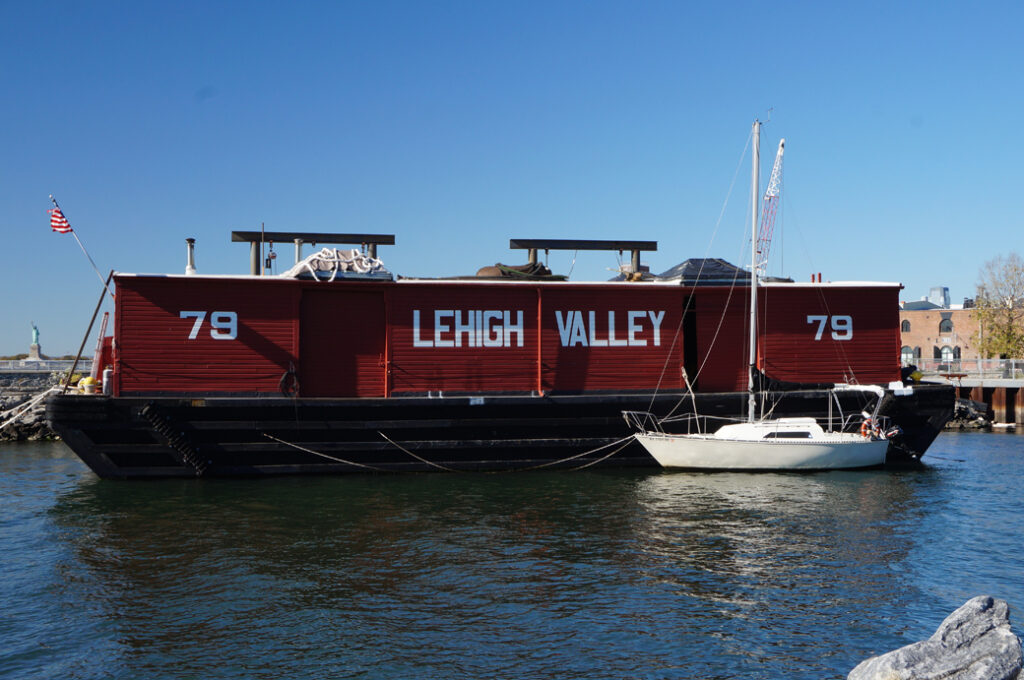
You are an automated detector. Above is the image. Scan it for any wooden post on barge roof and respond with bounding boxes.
[234,231,395,271]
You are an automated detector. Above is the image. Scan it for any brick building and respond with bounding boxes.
[899,284,981,366]
[898,307,980,365]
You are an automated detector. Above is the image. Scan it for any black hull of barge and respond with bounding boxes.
[46,384,955,479]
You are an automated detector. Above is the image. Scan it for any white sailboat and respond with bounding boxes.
[632,121,890,471]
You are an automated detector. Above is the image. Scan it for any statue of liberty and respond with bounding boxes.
[31,322,39,346]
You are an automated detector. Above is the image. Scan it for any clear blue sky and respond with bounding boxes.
[2,1,1020,355]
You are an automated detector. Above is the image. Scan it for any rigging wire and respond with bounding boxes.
[645,127,755,417]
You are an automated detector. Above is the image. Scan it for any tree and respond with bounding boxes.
[974,253,1024,358]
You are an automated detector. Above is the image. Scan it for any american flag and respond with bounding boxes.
[49,207,72,233]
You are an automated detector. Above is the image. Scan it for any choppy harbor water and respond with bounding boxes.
[2,433,1023,680]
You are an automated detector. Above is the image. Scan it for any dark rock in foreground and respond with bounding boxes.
[849,596,1022,680]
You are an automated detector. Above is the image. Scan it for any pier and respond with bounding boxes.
[915,359,1024,425]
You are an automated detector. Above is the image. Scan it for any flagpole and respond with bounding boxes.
[49,195,115,298]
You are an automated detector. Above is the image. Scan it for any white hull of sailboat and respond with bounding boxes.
[635,431,889,470]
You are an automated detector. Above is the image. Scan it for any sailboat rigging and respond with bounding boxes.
[626,120,892,471]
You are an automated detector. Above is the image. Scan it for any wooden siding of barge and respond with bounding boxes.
[388,283,538,395]
[112,276,900,398]
[759,286,901,386]
[115,276,300,396]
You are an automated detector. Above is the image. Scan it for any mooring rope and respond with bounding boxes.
[568,437,638,471]
[377,431,639,473]
[0,386,59,434]
[376,431,462,472]
[518,434,637,471]
[265,431,637,474]
[262,433,385,472]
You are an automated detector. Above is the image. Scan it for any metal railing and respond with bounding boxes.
[903,358,1024,380]
[0,359,92,372]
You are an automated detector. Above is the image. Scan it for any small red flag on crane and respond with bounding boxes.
[49,207,72,233]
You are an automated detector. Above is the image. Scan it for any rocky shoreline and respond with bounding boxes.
[944,396,996,431]
[0,373,60,442]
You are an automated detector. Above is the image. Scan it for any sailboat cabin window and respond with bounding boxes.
[762,431,813,439]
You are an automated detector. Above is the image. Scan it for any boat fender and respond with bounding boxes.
[859,419,872,438]
[279,363,300,397]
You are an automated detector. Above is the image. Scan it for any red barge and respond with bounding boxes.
[47,233,954,478]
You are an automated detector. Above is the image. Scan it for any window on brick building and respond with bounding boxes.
[901,320,911,332]
[939,319,953,333]
[901,346,914,364]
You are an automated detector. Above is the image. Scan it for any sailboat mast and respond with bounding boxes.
[748,120,760,423]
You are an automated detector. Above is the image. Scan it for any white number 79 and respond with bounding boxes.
[807,314,853,341]
[180,310,238,340]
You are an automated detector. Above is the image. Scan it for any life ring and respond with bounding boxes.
[859,419,872,438]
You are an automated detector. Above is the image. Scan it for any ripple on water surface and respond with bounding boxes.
[1,434,1022,679]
